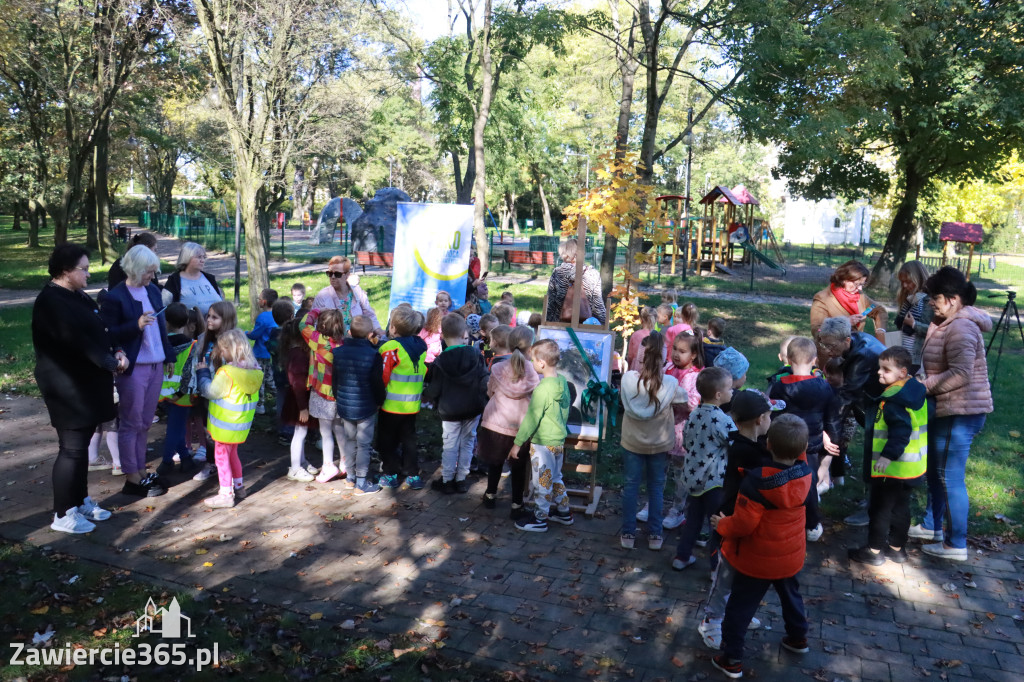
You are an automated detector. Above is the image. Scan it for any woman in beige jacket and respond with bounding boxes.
[810,260,888,367]
[910,267,992,562]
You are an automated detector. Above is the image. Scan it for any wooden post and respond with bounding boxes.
[966,242,974,281]
[670,196,681,276]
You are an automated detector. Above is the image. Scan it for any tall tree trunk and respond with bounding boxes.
[453,151,476,205]
[307,157,320,219]
[95,116,116,264]
[471,0,495,274]
[12,202,22,231]
[238,173,270,316]
[505,191,520,238]
[536,172,553,235]
[85,152,98,250]
[600,1,638,299]
[27,199,41,247]
[871,168,928,289]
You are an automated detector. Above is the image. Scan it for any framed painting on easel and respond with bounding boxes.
[537,325,615,440]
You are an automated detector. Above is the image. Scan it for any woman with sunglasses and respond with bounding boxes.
[810,260,887,368]
[311,256,383,335]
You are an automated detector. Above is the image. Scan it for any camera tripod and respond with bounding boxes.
[986,290,1023,384]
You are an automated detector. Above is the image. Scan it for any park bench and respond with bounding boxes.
[501,249,556,272]
[354,250,393,273]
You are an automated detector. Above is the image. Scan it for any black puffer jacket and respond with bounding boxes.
[422,345,489,421]
[768,375,840,456]
[838,332,886,423]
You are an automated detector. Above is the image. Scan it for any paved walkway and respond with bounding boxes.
[1,393,1022,681]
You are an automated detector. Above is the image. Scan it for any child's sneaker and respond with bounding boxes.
[316,464,341,483]
[402,475,424,490]
[287,467,315,482]
[697,618,722,650]
[806,523,823,542]
[255,403,266,415]
[695,532,710,548]
[51,508,96,534]
[672,555,697,571]
[78,496,111,522]
[88,457,112,472]
[192,462,216,481]
[341,478,355,490]
[548,508,574,526]
[431,478,456,494]
[711,654,743,679]
[354,479,382,495]
[233,486,246,500]
[648,535,664,551]
[662,508,685,529]
[781,636,809,654]
[454,479,470,494]
[111,466,125,477]
[635,503,649,522]
[379,473,401,489]
[204,492,235,508]
[195,445,207,461]
[304,463,321,476]
[509,504,526,521]
[515,513,548,533]
[482,493,496,509]
[620,533,635,549]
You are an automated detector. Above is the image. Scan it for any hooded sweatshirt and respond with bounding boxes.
[619,370,684,454]
[717,459,812,580]
[422,345,490,421]
[921,305,993,418]
[480,359,541,437]
[865,377,929,484]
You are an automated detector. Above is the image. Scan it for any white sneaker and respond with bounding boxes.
[78,496,111,521]
[87,457,112,472]
[111,466,125,477]
[287,467,315,482]
[663,508,686,530]
[816,480,831,497]
[697,619,722,649]
[635,503,649,522]
[806,523,823,542]
[921,542,968,561]
[908,524,943,541]
[51,508,96,534]
[304,463,321,476]
[192,463,216,481]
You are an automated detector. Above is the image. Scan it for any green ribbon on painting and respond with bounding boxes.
[566,326,618,436]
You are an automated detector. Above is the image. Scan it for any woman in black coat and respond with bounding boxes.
[33,244,128,534]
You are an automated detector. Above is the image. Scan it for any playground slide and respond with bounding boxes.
[739,241,787,275]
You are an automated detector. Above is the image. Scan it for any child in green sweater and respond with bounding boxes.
[510,339,573,533]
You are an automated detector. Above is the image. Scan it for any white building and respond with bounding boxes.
[779,193,872,246]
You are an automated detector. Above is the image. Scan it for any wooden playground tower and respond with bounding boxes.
[658,185,784,275]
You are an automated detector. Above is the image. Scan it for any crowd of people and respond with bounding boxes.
[32,239,994,678]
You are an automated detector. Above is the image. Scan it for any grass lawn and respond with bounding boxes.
[3,282,1020,541]
[0,541,505,681]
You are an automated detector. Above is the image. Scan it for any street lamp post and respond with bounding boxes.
[683,107,694,275]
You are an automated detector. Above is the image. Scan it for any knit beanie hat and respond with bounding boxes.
[713,347,749,380]
[466,314,481,334]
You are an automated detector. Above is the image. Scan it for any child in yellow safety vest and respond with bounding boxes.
[848,346,929,566]
[158,303,199,477]
[196,329,264,509]
[377,306,429,490]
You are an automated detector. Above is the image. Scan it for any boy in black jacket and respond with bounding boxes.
[768,336,839,539]
[698,389,773,650]
[424,314,490,494]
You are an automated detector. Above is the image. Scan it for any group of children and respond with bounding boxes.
[620,295,930,679]
[151,282,578,533]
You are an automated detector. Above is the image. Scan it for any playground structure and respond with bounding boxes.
[939,221,984,281]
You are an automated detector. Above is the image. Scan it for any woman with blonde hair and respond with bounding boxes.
[311,255,383,335]
[895,260,932,369]
[162,241,223,314]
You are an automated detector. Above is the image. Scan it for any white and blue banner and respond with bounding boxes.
[387,202,473,316]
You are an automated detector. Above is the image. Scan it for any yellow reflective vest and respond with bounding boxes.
[205,364,264,444]
[870,380,928,480]
[380,339,426,415]
[160,341,196,407]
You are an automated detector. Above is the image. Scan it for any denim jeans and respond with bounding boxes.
[620,450,667,536]
[162,403,191,464]
[922,413,986,549]
[340,416,376,479]
[441,416,480,482]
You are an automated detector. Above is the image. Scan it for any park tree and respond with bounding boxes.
[734,0,1024,287]
[193,0,357,312]
[0,0,167,259]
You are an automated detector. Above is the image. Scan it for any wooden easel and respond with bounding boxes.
[539,215,607,517]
